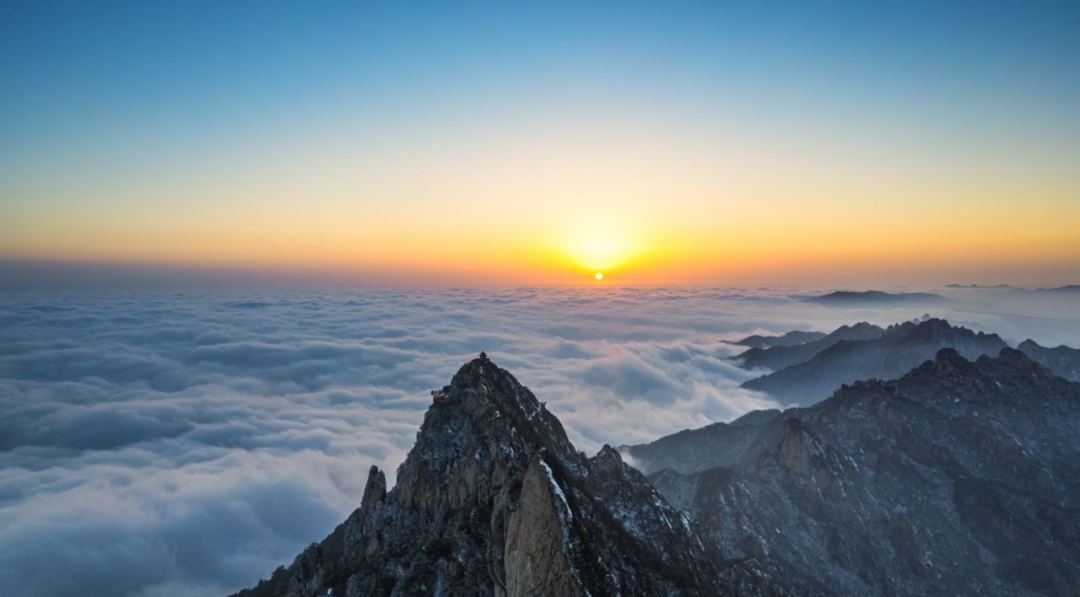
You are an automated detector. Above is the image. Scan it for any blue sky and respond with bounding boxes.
[2,1,1079,286]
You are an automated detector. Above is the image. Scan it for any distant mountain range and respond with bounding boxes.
[739,318,1009,405]
[803,291,946,306]
[945,283,1013,289]
[731,318,1080,407]
[999,285,1080,295]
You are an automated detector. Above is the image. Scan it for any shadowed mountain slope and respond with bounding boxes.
[229,356,782,597]
[647,348,1080,597]
[741,318,1007,405]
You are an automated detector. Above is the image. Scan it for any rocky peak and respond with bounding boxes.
[433,355,579,462]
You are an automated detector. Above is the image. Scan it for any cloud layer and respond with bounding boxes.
[1,286,1078,597]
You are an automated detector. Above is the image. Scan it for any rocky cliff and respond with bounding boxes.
[646,348,1080,597]
[229,356,780,597]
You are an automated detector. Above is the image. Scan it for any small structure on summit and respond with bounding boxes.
[478,351,490,363]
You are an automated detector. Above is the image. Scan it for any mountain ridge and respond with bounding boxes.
[646,347,1080,596]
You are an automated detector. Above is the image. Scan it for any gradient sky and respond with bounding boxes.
[2,1,1079,286]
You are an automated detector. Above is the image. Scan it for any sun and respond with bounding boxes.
[595,272,603,280]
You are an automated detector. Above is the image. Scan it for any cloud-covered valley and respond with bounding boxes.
[2,286,1079,597]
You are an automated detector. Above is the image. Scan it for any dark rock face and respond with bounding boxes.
[646,348,1080,597]
[735,322,884,373]
[741,318,1008,405]
[804,291,946,306]
[229,357,779,597]
[723,331,827,350]
[1018,339,1080,382]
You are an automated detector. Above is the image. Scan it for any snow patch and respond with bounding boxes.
[540,460,572,521]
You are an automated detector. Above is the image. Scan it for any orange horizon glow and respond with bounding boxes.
[4,191,1079,287]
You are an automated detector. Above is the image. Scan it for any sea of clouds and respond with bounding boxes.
[2,285,1078,597]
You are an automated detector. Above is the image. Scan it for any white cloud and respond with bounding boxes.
[0,286,1078,596]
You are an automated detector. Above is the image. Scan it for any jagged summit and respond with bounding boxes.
[230,357,774,597]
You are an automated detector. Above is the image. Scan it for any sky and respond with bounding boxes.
[2,1,1079,286]
[3,285,1080,597]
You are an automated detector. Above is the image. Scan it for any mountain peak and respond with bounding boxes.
[232,358,757,597]
[434,353,579,462]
